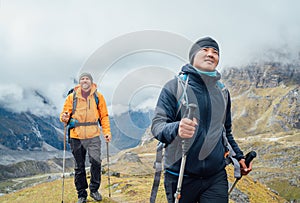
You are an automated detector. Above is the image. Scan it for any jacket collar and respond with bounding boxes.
[181,64,221,86]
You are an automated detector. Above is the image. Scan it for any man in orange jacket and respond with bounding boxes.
[60,72,111,203]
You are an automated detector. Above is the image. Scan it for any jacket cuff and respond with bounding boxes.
[235,154,245,161]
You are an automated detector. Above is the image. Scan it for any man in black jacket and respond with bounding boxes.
[151,36,252,203]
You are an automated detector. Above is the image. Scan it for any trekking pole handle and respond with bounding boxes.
[228,151,257,195]
[244,151,257,167]
[186,103,197,120]
[182,103,197,154]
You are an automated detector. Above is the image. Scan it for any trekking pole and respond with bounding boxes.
[174,103,197,203]
[106,140,112,198]
[228,151,257,195]
[61,124,67,203]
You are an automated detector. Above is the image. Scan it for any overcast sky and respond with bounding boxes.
[1,0,299,116]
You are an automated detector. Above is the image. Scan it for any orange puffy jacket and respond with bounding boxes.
[60,83,111,139]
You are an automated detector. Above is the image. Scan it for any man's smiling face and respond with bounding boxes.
[80,76,92,91]
[192,47,219,72]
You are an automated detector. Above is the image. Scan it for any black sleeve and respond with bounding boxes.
[224,91,245,160]
[151,79,180,144]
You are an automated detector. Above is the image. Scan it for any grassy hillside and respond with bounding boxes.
[0,167,287,203]
[237,131,300,202]
[0,138,289,203]
[229,84,298,137]
[226,80,300,201]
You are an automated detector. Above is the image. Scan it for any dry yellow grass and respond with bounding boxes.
[0,170,287,203]
[0,151,288,203]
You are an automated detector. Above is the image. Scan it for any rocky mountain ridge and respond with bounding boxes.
[222,62,300,88]
[221,62,299,137]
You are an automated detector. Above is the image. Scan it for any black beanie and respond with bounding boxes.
[189,37,219,65]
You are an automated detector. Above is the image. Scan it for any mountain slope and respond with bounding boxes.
[0,108,151,189]
[0,107,64,151]
[222,62,300,137]
[0,135,288,203]
[221,62,300,201]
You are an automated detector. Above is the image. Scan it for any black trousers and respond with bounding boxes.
[70,136,102,198]
[164,169,228,203]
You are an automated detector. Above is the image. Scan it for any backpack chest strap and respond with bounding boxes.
[74,121,99,127]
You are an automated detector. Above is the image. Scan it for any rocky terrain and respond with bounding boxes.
[222,62,300,201]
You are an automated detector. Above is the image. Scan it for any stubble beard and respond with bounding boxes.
[82,83,90,90]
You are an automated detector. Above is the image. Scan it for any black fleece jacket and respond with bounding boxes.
[151,64,244,177]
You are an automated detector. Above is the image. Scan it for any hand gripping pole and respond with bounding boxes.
[228,151,257,195]
[174,103,197,203]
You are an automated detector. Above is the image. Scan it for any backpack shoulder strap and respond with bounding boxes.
[94,91,100,110]
[175,72,189,118]
[150,142,164,203]
[72,90,77,115]
[67,88,74,95]
[94,91,102,126]
[66,88,76,115]
[217,80,228,108]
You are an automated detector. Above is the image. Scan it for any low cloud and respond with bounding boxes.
[1,1,299,116]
